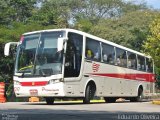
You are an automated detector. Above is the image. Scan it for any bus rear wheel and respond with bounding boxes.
[45,97,55,105]
[130,88,143,102]
[104,97,116,103]
[83,84,96,104]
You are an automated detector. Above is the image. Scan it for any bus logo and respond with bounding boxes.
[92,63,100,72]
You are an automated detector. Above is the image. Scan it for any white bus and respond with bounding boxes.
[4,29,155,104]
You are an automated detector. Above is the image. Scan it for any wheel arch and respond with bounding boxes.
[137,84,143,95]
[84,79,97,94]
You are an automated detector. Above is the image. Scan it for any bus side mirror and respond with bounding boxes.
[4,42,19,56]
[57,38,67,52]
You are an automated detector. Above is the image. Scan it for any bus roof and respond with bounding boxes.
[23,28,151,58]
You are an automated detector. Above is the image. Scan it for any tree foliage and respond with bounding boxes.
[143,17,160,89]
[0,0,37,25]
[143,17,160,67]
[90,10,159,51]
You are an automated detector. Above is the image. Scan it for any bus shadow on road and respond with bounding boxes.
[22,100,150,106]
[23,98,152,106]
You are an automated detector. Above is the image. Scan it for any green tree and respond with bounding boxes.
[90,10,159,51]
[142,17,160,89]
[0,0,37,25]
[143,17,160,67]
[30,0,75,27]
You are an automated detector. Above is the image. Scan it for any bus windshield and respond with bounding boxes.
[15,31,64,77]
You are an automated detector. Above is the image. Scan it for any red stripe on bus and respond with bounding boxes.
[20,81,48,86]
[89,73,155,82]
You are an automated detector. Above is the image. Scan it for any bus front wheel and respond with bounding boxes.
[83,84,95,104]
[45,97,55,105]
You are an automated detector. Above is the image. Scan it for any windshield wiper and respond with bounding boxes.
[39,68,53,77]
[15,71,32,77]
[39,69,47,77]
[39,69,53,77]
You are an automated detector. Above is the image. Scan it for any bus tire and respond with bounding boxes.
[104,97,116,103]
[45,97,54,105]
[130,88,143,102]
[83,84,95,104]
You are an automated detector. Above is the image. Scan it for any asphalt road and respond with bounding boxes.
[0,101,160,120]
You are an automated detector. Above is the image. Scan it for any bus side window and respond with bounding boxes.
[115,48,127,67]
[86,38,101,62]
[146,58,153,72]
[137,55,146,71]
[86,49,94,59]
[102,43,115,64]
[127,52,137,69]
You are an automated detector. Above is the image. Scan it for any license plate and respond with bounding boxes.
[29,89,38,96]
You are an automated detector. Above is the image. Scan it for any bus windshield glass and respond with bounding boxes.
[15,31,64,77]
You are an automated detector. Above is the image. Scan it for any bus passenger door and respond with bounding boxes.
[64,32,83,79]
[63,32,83,96]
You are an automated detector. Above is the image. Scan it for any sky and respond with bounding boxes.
[125,0,160,9]
[145,0,160,9]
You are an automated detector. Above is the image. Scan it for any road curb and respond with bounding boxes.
[152,100,160,105]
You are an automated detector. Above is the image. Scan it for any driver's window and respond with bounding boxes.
[64,32,83,77]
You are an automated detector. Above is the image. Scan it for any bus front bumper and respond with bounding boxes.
[14,82,65,97]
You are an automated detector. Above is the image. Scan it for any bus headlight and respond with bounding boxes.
[14,80,21,85]
[48,79,60,84]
